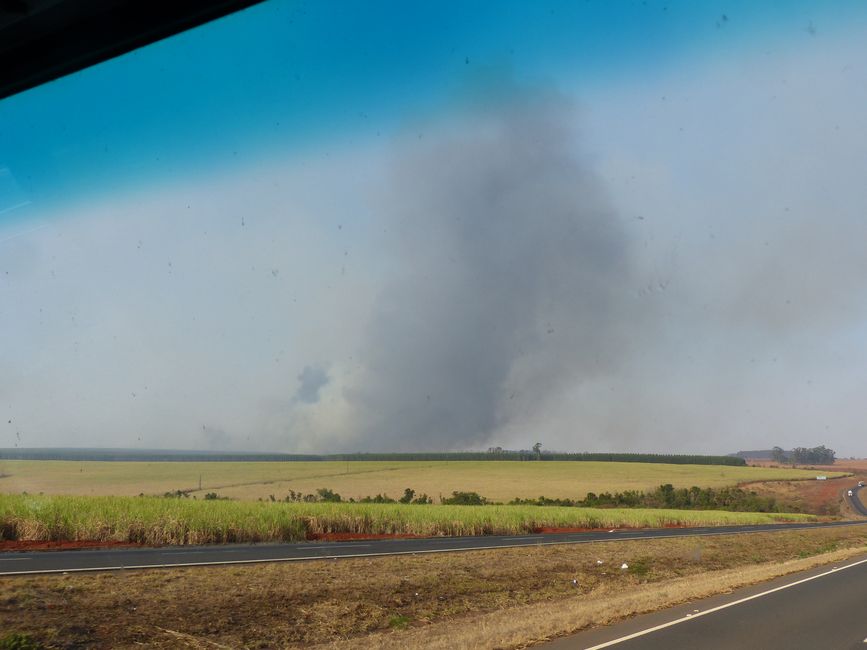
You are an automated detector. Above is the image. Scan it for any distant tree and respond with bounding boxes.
[813,445,836,464]
[316,487,342,502]
[771,446,787,464]
[791,446,835,465]
[442,491,488,505]
[399,488,415,504]
[533,442,543,460]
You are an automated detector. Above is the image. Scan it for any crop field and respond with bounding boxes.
[0,460,847,503]
[0,493,817,545]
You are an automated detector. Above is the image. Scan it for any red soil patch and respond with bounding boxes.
[0,540,148,552]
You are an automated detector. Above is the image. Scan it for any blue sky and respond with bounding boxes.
[3,1,867,455]
[3,0,863,217]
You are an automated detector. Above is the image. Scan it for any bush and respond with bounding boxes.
[399,488,415,504]
[441,491,488,505]
[358,493,396,503]
[0,633,41,650]
[316,488,342,503]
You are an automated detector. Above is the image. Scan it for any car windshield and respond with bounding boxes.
[2,2,867,648]
[4,2,867,457]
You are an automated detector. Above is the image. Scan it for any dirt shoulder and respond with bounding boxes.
[2,524,867,649]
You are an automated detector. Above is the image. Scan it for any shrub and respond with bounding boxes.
[399,488,415,504]
[316,488,342,503]
[388,615,410,629]
[441,491,487,505]
[0,633,42,650]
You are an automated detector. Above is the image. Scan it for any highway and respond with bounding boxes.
[846,483,867,516]
[549,554,867,649]
[1,513,866,577]
[542,484,867,649]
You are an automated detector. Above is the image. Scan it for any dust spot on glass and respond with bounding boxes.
[806,21,816,36]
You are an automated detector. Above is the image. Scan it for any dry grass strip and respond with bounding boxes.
[315,546,867,650]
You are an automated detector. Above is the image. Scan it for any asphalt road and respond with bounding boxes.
[549,554,867,649]
[2,515,867,577]
[846,484,867,516]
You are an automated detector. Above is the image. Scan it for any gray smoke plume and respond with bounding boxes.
[342,92,635,450]
[295,365,330,404]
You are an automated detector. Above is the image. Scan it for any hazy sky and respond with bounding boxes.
[2,1,867,455]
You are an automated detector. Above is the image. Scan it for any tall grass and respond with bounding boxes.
[0,494,817,545]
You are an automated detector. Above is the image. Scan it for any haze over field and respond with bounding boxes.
[2,2,867,455]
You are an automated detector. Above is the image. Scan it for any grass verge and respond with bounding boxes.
[0,493,816,545]
[1,525,865,648]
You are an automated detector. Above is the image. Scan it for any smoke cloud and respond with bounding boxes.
[6,36,867,457]
[331,92,636,450]
[295,366,330,404]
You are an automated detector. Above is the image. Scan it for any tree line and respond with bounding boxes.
[771,445,835,465]
[510,483,786,512]
[0,448,747,466]
[327,452,747,466]
[238,484,786,512]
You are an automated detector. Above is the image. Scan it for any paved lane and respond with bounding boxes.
[2,518,867,576]
[550,554,867,650]
[846,484,867,516]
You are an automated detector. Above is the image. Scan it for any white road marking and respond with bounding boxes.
[0,558,31,562]
[582,556,867,649]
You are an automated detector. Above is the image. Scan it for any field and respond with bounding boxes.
[747,458,867,473]
[0,460,847,503]
[742,467,867,516]
[2,525,866,649]
[0,493,816,545]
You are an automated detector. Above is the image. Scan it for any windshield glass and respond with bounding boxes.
[2,1,866,457]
